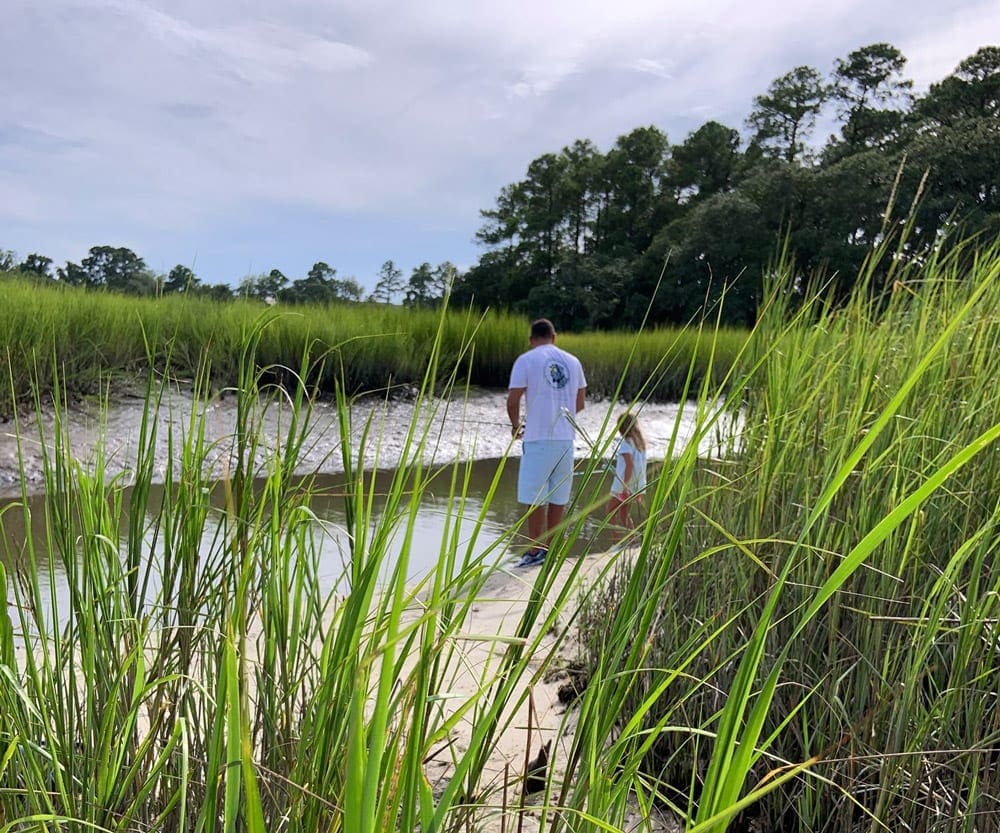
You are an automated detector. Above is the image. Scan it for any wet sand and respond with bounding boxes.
[0,388,718,498]
[426,544,680,832]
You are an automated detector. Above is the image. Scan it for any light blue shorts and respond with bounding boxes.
[518,440,574,507]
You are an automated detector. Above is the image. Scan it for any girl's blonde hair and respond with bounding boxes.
[616,412,646,453]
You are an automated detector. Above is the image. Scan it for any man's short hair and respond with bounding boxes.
[530,319,556,340]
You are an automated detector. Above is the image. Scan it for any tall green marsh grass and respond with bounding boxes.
[0,276,747,416]
[5,240,998,833]
[577,241,1000,831]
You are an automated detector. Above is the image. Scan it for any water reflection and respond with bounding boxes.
[1,458,617,629]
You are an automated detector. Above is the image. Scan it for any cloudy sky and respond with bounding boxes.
[2,0,996,291]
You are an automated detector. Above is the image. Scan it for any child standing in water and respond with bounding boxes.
[608,412,647,545]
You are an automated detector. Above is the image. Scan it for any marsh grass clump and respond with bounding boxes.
[577,240,1000,831]
[0,275,748,417]
[562,325,748,403]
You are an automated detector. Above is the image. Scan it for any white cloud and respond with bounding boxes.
[506,59,581,98]
[628,58,675,79]
[85,0,372,82]
[897,4,1000,90]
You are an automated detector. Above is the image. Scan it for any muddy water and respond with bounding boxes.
[0,461,539,624]
[0,389,732,612]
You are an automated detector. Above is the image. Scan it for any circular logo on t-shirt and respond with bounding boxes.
[545,360,570,389]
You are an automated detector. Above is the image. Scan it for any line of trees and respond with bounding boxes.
[0,246,457,309]
[452,43,999,328]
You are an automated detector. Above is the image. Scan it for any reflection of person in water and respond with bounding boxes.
[506,318,587,567]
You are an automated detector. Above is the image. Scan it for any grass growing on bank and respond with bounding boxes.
[0,276,746,417]
[578,241,1000,831]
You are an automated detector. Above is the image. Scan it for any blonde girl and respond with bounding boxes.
[607,412,647,544]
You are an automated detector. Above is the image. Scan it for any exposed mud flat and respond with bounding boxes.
[0,388,733,498]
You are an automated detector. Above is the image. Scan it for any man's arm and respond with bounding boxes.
[507,387,525,437]
[575,387,586,413]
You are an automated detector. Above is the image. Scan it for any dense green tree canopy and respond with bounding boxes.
[20,253,53,279]
[164,264,198,293]
[278,262,362,304]
[238,269,288,302]
[454,42,999,330]
[404,261,455,307]
[59,246,155,294]
[826,43,912,158]
[747,65,828,163]
[668,121,742,201]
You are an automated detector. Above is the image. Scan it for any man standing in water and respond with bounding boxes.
[506,318,587,566]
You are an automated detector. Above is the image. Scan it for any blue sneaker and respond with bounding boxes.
[515,548,547,567]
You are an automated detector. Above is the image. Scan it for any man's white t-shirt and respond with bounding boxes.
[508,344,587,442]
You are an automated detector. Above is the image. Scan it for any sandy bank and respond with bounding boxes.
[425,545,679,833]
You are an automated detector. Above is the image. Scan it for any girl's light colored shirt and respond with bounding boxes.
[612,437,647,495]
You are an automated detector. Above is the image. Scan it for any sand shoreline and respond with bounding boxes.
[425,545,678,833]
